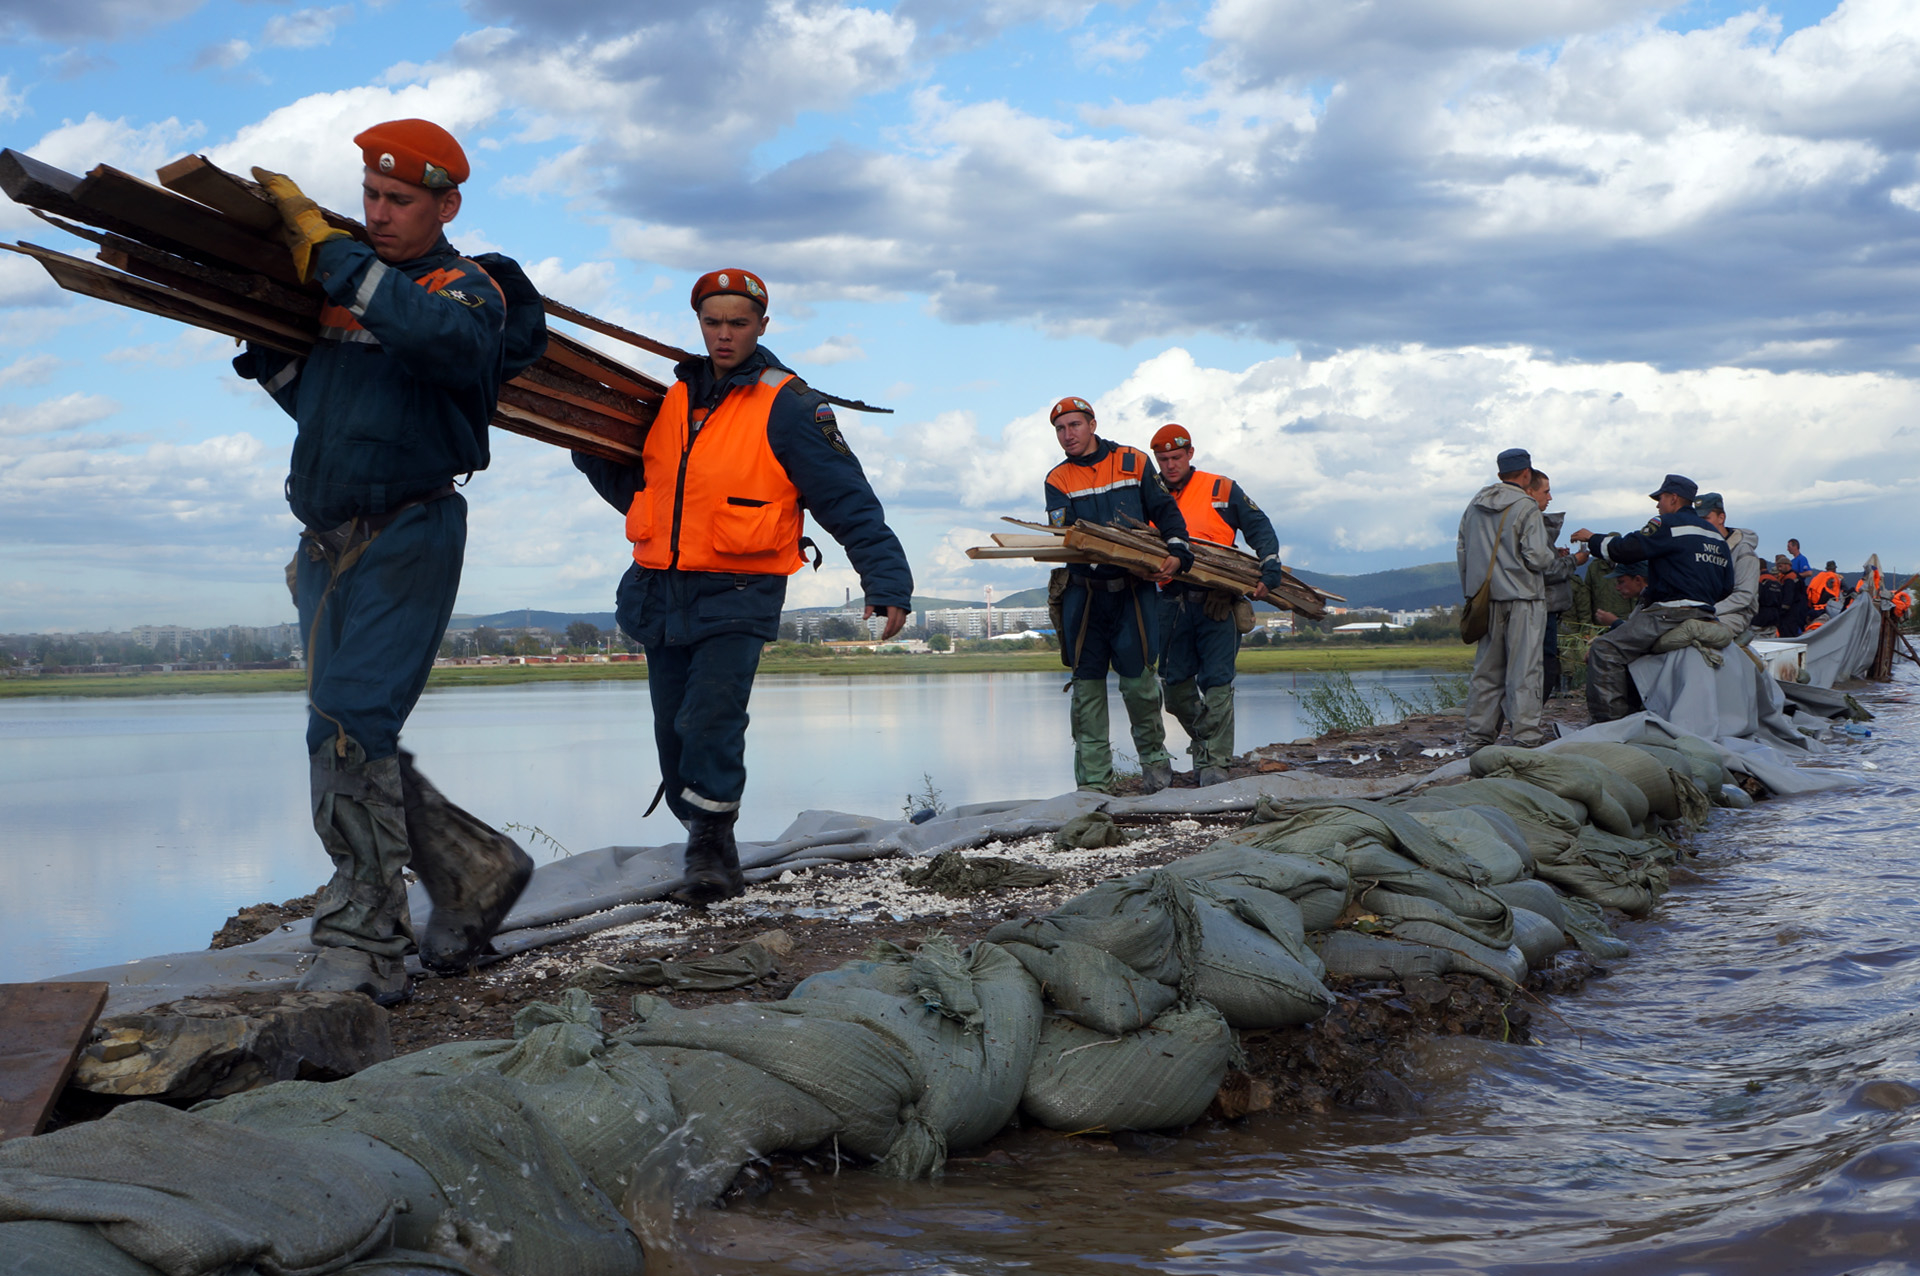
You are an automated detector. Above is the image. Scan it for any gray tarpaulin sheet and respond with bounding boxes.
[53,771,1423,1015]
[1630,646,1807,751]
[1797,597,1883,689]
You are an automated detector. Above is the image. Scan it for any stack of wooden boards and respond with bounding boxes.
[0,148,682,464]
[970,518,1338,618]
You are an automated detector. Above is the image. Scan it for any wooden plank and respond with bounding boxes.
[544,295,698,366]
[72,164,298,284]
[97,247,319,343]
[544,330,667,401]
[512,364,647,424]
[37,211,319,317]
[493,402,642,465]
[497,382,645,455]
[966,546,1089,562]
[0,149,166,249]
[5,242,310,355]
[156,153,369,243]
[0,982,109,1139]
[991,533,1067,548]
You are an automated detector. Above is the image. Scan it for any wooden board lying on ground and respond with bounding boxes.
[0,981,109,1140]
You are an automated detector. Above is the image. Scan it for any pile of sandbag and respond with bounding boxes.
[0,730,1743,1275]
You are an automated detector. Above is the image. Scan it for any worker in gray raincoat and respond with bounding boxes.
[1456,447,1556,750]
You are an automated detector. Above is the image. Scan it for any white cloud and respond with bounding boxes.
[192,39,254,72]
[796,334,866,365]
[0,0,202,42]
[523,258,618,311]
[262,6,352,49]
[0,392,118,437]
[0,354,62,387]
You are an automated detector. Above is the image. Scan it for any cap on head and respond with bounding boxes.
[1774,555,1792,568]
[1614,561,1649,579]
[354,119,468,189]
[1050,396,1095,424]
[1693,491,1725,515]
[1497,447,1532,474]
[1648,473,1698,501]
[1151,423,1192,452]
[690,269,768,313]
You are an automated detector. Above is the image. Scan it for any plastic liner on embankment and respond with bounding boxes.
[0,710,1867,1276]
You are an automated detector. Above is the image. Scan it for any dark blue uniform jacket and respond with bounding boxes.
[235,235,547,528]
[1043,438,1194,581]
[574,346,913,645]
[1591,508,1734,607]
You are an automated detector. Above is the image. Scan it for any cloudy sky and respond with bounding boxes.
[1,0,1915,631]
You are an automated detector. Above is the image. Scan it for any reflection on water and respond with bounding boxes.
[707,672,1920,1274]
[0,668,1447,983]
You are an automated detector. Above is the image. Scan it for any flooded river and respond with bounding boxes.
[690,670,1920,1274]
[0,668,1447,983]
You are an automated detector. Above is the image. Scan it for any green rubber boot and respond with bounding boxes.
[1163,677,1206,766]
[1196,683,1236,785]
[1069,678,1114,792]
[1118,668,1171,790]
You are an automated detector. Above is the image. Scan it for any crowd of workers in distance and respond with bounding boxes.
[227,114,1906,1005]
[1455,448,1907,753]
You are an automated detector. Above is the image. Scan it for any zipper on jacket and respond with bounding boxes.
[668,379,737,570]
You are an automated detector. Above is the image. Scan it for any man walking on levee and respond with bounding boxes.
[574,269,913,905]
[235,119,548,1003]
[1148,423,1287,786]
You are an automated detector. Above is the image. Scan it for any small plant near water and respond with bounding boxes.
[504,822,572,859]
[902,772,948,820]
[1301,671,1469,736]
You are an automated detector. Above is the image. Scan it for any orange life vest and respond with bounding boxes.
[1807,570,1841,606]
[626,368,806,575]
[1171,470,1236,547]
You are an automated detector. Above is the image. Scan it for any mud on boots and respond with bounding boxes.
[398,751,534,973]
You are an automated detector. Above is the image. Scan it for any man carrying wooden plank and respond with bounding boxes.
[1147,424,1286,786]
[1045,398,1194,793]
[573,269,912,903]
[233,119,548,1003]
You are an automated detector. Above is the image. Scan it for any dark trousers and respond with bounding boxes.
[1543,611,1563,697]
[1061,575,1159,679]
[643,633,765,822]
[296,496,465,760]
[1159,589,1240,690]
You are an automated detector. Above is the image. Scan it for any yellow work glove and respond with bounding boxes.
[251,167,351,283]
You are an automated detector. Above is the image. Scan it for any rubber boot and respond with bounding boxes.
[1117,667,1171,790]
[397,750,535,975]
[302,740,414,1005]
[672,811,743,905]
[1197,683,1235,784]
[1162,677,1206,769]
[1069,678,1114,792]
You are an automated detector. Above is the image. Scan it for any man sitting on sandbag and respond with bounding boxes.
[1570,474,1734,723]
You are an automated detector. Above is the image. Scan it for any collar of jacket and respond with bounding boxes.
[675,345,795,409]
[1063,436,1117,467]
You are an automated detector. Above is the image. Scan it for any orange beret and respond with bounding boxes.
[355,119,469,189]
[1049,396,1095,423]
[690,269,768,312]
[1151,424,1192,452]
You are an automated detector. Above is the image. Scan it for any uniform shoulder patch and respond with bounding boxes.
[817,406,852,456]
[436,288,486,308]
[1049,507,1068,527]
[1642,517,1663,535]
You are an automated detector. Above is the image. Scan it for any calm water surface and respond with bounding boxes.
[0,669,1445,982]
[702,670,1920,1274]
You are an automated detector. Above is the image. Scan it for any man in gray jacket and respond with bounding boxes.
[1693,492,1760,638]
[1531,470,1586,696]
[1457,448,1557,749]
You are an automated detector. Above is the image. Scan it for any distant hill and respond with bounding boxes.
[1290,562,1459,611]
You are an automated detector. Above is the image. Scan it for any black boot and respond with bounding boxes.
[671,811,743,905]
[397,751,535,974]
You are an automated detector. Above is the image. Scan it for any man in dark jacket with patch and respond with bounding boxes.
[236,119,548,1003]
[1570,473,1734,723]
[1046,399,1194,793]
[575,269,912,903]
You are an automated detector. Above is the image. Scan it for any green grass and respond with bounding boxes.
[0,639,1477,698]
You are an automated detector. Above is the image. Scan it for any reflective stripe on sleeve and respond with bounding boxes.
[346,259,391,319]
[262,359,304,394]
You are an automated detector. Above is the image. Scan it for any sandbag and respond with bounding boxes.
[1532,826,1672,916]
[0,1101,400,1276]
[1559,895,1632,960]
[1403,778,1588,844]
[1409,808,1528,884]
[1163,842,1352,932]
[1021,1004,1232,1132]
[791,958,916,999]
[1387,920,1528,986]
[347,990,678,1205]
[1510,907,1567,967]
[617,994,923,1160]
[1311,929,1451,982]
[1317,841,1513,947]
[987,871,1184,984]
[1553,741,1680,819]
[1186,890,1333,1027]
[0,1221,167,1276]
[198,1067,644,1276]
[1000,938,1177,1035]
[1471,746,1650,838]
[1491,878,1569,931]
[1719,783,1754,809]
[1230,799,1491,885]
[1358,886,1514,951]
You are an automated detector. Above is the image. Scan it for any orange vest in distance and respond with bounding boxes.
[1172,469,1235,548]
[626,370,806,575]
[1807,570,1841,606]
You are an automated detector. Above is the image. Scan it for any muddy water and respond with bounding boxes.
[694,673,1920,1275]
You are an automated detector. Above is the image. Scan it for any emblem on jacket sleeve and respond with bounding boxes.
[815,403,852,455]
[437,288,485,308]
